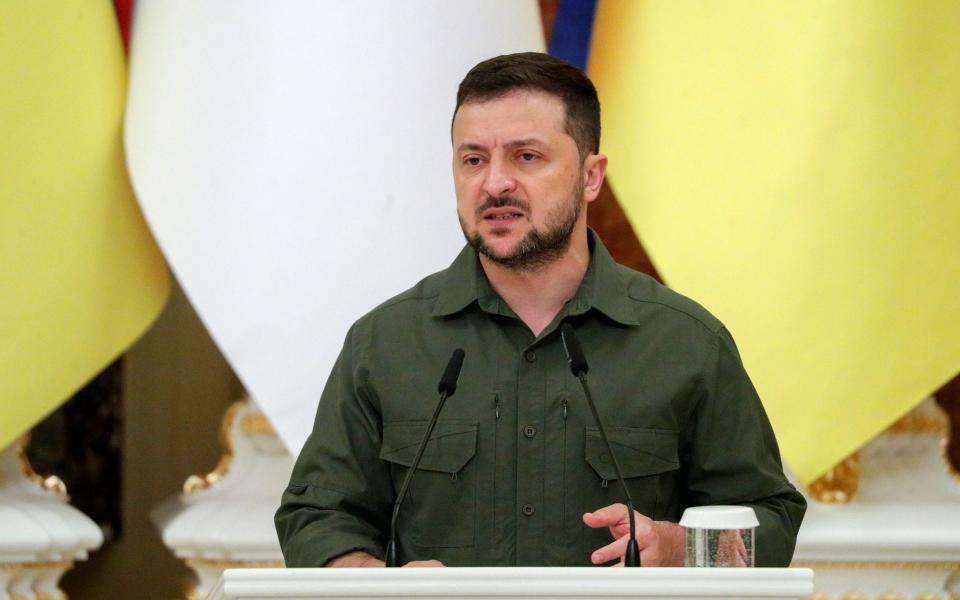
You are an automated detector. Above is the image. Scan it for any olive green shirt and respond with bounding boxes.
[275,231,805,568]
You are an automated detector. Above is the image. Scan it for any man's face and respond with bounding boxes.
[452,90,590,270]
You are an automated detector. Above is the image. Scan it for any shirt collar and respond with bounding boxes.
[431,243,492,317]
[432,229,638,326]
[570,229,639,326]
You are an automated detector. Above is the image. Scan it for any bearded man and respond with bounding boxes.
[275,52,805,569]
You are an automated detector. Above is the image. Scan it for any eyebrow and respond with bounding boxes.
[455,138,546,154]
[505,138,545,150]
[456,143,487,154]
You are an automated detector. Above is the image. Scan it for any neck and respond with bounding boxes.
[480,227,591,337]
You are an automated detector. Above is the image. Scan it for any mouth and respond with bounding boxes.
[482,207,525,222]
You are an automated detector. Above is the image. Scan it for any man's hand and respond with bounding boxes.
[325,551,385,567]
[583,503,685,566]
[401,560,445,567]
[325,551,445,568]
[716,530,749,567]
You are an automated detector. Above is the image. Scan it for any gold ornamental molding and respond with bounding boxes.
[15,434,67,496]
[182,400,246,495]
[807,399,960,503]
[807,453,860,503]
[805,592,958,600]
[0,560,73,572]
[885,414,948,436]
[883,400,958,484]
[239,413,275,436]
[793,560,960,571]
[184,558,284,569]
[182,400,277,495]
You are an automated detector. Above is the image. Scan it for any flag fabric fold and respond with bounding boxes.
[589,0,960,483]
[1,2,170,449]
[124,0,544,454]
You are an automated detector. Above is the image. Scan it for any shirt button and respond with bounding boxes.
[521,503,535,516]
[524,350,537,363]
[523,425,537,438]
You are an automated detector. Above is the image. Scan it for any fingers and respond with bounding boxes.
[716,529,748,567]
[590,524,677,566]
[609,515,654,541]
[402,559,445,568]
[582,503,629,529]
[590,532,631,565]
[591,532,665,566]
[583,504,654,534]
[586,506,681,566]
[584,506,655,543]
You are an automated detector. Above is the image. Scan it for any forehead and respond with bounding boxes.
[452,89,567,145]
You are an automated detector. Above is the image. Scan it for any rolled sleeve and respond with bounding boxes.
[683,327,806,567]
[275,324,394,567]
[277,481,386,567]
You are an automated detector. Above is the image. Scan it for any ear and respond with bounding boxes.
[582,153,608,204]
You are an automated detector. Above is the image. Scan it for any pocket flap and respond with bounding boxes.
[380,420,478,474]
[585,426,679,480]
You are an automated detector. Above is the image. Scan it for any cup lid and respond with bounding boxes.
[679,505,759,529]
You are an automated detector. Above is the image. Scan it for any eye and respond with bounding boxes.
[463,156,483,167]
[519,152,539,162]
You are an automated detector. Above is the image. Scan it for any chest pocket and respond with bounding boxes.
[581,426,680,554]
[585,426,679,480]
[379,420,478,548]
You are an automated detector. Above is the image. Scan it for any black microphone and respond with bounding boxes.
[385,348,465,567]
[438,348,465,396]
[560,323,641,567]
[561,322,590,377]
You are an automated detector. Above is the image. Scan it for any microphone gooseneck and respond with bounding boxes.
[385,348,465,567]
[560,323,641,567]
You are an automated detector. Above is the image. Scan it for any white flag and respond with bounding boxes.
[125,1,544,453]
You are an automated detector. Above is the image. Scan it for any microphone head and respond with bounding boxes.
[437,348,466,396]
[561,323,589,376]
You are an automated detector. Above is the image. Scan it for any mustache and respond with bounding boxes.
[475,196,530,218]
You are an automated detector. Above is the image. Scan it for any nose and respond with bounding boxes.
[481,156,517,198]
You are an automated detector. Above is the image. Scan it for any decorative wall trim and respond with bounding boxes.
[182,401,246,495]
[185,559,284,570]
[239,413,274,436]
[16,435,66,496]
[807,453,860,503]
[0,561,73,572]
[793,560,960,572]
[804,591,957,600]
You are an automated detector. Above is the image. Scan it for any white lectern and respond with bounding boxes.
[206,567,813,600]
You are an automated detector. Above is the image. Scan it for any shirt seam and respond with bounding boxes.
[627,297,723,335]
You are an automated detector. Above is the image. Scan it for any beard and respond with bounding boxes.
[460,177,583,272]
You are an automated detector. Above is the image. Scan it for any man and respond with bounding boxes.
[275,52,806,568]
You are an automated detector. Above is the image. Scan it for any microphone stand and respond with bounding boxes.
[385,349,465,567]
[562,323,641,567]
[573,371,641,567]
[385,388,450,567]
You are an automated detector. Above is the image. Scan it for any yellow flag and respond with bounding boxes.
[0,3,169,448]
[590,0,960,483]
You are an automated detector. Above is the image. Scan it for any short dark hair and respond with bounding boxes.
[454,52,601,159]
